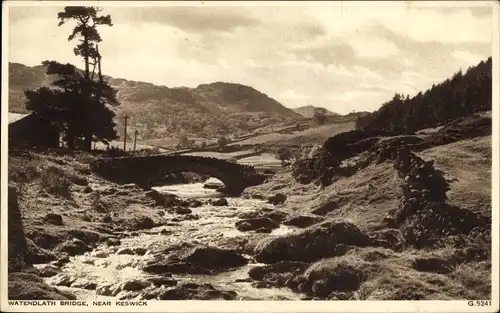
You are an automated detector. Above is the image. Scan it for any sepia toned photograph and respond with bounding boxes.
[1,1,498,311]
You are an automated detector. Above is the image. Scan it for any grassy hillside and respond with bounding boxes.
[418,136,491,217]
[232,121,355,148]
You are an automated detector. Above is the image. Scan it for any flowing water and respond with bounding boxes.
[37,179,304,300]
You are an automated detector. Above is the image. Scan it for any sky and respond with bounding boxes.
[8,2,494,114]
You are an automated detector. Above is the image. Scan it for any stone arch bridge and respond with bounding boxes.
[90,155,267,195]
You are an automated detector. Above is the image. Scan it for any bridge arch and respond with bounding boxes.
[90,155,266,195]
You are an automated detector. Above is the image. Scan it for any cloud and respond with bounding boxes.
[452,50,491,65]
[111,7,261,33]
[348,37,399,58]
[307,5,492,44]
[289,41,357,66]
[7,4,493,115]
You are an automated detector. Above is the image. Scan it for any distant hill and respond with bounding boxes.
[293,105,340,118]
[8,62,302,142]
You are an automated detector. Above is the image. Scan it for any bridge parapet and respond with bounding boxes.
[90,155,266,195]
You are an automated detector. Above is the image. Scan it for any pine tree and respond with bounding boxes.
[57,6,113,150]
[24,87,65,148]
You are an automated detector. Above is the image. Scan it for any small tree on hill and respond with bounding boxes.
[176,135,192,149]
[313,111,327,125]
[217,136,228,148]
[275,147,294,167]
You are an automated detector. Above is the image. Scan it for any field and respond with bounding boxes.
[231,121,355,147]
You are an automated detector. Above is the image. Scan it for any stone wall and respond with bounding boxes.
[387,148,490,249]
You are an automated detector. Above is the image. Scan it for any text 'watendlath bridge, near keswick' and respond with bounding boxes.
[90,155,267,195]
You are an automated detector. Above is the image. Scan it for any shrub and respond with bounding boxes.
[313,111,327,125]
[177,135,195,149]
[217,136,228,148]
[40,166,72,198]
[8,157,41,183]
[275,147,293,166]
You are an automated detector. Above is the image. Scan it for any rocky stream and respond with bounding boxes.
[35,180,306,301]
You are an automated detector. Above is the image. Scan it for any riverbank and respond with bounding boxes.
[241,135,491,300]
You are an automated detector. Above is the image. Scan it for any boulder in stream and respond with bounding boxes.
[143,246,248,275]
[235,217,279,232]
[37,264,61,278]
[267,193,287,205]
[174,206,192,215]
[147,276,178,287]
[159,282,238,300]
[52,274,76,287]
[121,279,150,291]
[106,238,121,247]
[43,213,63,226]
[211,198,228,206]
[203,182,223,190]
[254,219,371,263]
[188,199,203,208]
[56,238,91,256]
[117,247,148,256]
[146,190,178,207]
[133,216,156,230]
[71,280,98,290]
[248,261,309,289]
[282,215,324,228]
[186,246,248,268]
[96,283,122,297]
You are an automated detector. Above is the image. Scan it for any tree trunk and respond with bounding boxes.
[66,127,75,150]
[82,32,93,151]
[83,32,90,80]
[47,123,59,148]
[66,103,77,149]
[83,48,104,151]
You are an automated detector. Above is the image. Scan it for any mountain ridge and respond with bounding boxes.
[8,62,302,141]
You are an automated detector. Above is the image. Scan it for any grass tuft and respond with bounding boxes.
[40,166,72,199]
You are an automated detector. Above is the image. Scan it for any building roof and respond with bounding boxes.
[8,112,32,124]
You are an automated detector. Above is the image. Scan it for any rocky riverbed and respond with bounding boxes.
[37,185,306,300]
